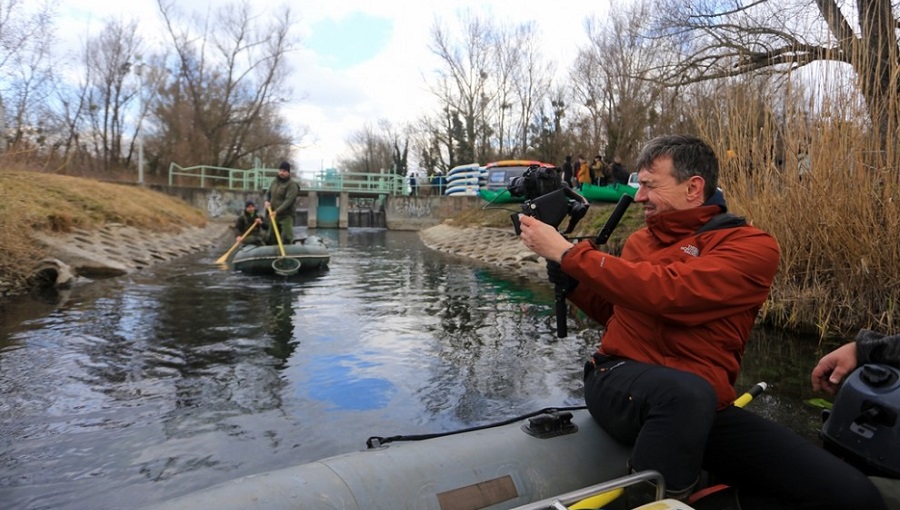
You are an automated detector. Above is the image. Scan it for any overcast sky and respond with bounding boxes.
[54,0,613,172]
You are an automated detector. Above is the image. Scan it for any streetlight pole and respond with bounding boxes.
[135,63,145,186]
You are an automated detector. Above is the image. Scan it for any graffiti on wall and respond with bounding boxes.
[206,190,227,217]
[389,198,434,218]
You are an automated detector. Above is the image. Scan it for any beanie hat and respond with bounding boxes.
[245,200,256,208]
[278,161,291,172]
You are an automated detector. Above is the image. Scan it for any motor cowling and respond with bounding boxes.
[821,364,900,477]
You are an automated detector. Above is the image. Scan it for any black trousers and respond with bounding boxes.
[584,356,886,510]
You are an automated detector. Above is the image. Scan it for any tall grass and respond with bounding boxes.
[695,71,900,338]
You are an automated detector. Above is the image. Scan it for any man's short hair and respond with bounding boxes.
[635,135,719,200]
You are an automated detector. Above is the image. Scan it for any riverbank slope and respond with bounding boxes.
[0,171,229,297]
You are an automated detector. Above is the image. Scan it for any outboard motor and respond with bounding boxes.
[821,364,900,477]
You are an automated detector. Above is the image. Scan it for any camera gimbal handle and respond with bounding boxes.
[554,193,632,338]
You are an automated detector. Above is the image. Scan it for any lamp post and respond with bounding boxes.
[134,63,145,186]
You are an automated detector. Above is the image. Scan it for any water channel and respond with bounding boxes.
[0,227,837,509]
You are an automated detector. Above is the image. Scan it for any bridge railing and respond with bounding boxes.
[168,163,407,195]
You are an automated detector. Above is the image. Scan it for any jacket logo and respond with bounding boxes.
[680,244,699,257]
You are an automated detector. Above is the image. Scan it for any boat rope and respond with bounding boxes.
[365,405,587,448]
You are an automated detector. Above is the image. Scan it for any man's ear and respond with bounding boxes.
[686,175,706,203]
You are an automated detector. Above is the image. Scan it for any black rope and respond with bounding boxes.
[365,405,587,448]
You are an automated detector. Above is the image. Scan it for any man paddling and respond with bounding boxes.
[234,200,266,246]
[518,134,885,509]
[265,160,300,245]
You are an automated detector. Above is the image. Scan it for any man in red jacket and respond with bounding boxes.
[518,134,885,509]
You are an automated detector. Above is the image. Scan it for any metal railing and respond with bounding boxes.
[167,163,407,195]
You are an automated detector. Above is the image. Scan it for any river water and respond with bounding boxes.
[0,228,834,510]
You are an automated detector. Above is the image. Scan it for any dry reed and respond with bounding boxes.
[695,71,899,338]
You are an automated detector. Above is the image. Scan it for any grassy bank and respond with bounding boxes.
[0,170,207,293]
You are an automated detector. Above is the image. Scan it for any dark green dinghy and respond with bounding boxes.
[231,236,330,274]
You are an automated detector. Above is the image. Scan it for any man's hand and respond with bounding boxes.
[811,342,858,395]
[518,214,573,263]
[254,218,262,225]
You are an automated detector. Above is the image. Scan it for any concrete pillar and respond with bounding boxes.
[308,191,318,228]
[339,192,349,228]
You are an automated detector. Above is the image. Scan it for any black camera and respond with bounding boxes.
[508,165,562,201]
[510,165,588,235]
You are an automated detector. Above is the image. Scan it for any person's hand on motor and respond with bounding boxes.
[811,342,857,395]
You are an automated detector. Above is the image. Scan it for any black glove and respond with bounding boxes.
[546,260,578,294]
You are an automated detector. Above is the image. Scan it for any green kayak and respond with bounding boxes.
[478,188,525,204]
[579,183,637,203]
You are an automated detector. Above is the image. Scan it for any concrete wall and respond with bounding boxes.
[384,195,481,230]
[148,185,311,220]
[151,185,482,231]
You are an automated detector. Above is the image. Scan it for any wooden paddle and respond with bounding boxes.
[267,206,300,275]
[215,222,257,264]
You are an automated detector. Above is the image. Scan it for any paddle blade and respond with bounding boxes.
[215,242,240,264]
[216,222,258,264]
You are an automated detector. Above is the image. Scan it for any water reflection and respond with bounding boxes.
[0,228,838,509]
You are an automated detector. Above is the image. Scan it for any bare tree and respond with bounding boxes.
[78,19,144,170]
[573,1,669,164]
[529,87,572,165]
[156,0,298,168]
[340,120,395,174]
[428,12,496,164]
[0,0,56,150]
[502,21,553,158]
[426,12,558,165]
[650,0,900,148]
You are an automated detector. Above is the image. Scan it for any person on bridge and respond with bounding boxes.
[234,200,267,246]
[265,160,300,245]
[517,134,885,509]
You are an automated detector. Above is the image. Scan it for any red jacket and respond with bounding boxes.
[562,203,780,408]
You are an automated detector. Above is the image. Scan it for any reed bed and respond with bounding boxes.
[696,74,900,339]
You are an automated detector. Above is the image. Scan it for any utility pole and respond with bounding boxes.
[135,63,145,186]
